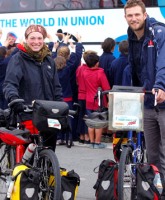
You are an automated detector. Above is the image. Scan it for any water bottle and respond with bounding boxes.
[153,173,163,194]
[22,143,36,164]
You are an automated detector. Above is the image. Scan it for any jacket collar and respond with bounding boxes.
[127,16,158,41]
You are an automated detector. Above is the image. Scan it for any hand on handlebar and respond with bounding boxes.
[152,88,165,104]
[11,102,25,113]
[8,98,25,114]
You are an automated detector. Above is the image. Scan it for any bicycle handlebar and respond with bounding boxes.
[8,99,25,108]
[8,99,80,117]
[96,86,159,112]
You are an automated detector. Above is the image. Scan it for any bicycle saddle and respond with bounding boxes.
[84,111,108,129]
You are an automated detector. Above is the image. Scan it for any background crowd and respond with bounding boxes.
[0,21,129,150]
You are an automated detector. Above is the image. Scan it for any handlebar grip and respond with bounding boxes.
[68,103,80,116]
[69,110,76,116]
[8,99,25,108]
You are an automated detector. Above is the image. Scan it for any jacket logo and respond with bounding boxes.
[52,109,59,113]
[48,65,51,69]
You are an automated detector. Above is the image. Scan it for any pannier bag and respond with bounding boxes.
[32,100,69,131]
[137,164,163,200]
[93,159,118,200]
[60,168,80,200]
[10,164,40,200]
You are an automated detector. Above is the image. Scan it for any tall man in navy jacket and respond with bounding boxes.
[124,0,165,190]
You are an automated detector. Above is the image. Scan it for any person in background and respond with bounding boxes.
[122,64,132,86]
[0,38,18,109]
[0,47,7,109]
[3,24,63,151]
[55,33,83,144]
[76,51,95,146]
[109,40,129,87]
[56,29,64,46]
[124,1,165,197]
[6,32,18,50]
[99,37,116,84]
[99,37,116,141]
[48,29,78,59]
[83,52,110,149]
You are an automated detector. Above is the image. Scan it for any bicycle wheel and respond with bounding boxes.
[118,146,136,200]
[0,143,15,199]
[37,149,61,200]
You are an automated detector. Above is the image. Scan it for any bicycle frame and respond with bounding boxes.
[121,130,145,183]
[126,131,144,164]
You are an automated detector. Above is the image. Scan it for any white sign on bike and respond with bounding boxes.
[47,118,61,129]
[108,92,144,131]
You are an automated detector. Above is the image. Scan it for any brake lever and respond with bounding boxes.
[154,89,159,112]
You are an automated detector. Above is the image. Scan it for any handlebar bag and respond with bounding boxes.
[32,100,69,132]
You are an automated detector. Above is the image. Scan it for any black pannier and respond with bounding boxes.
[32,100,69,131]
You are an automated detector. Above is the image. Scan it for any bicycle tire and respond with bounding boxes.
[37,149,61,200]
[0,143,15,200]
[118,146,136,200]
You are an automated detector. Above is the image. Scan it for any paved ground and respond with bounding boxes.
[56,142,114,200]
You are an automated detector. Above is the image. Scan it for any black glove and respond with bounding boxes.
[12,102,24,113]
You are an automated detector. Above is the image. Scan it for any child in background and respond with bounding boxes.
[76,51,97,145]
[83,52,110,149]
[55,33,83,145]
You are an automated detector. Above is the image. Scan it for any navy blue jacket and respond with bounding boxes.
[3,48,62,105]
[57,43,83,100]
[0,47,18,95]
[69,43,83,102]
[109,53,128,87]
[122,65,132,86]
[128,17,165,108]
[0,56,10,95]
[99,52,116,83]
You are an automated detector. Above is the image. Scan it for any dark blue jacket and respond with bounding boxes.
[109,53,128,87]
[0,47,18,95]
[3,49,62,105]
[50,42,83,102]
[69,43,83,102]
[99,52,116,83]
[0,56,10,95]
[122,64,132,86]
[128,17,165,108]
